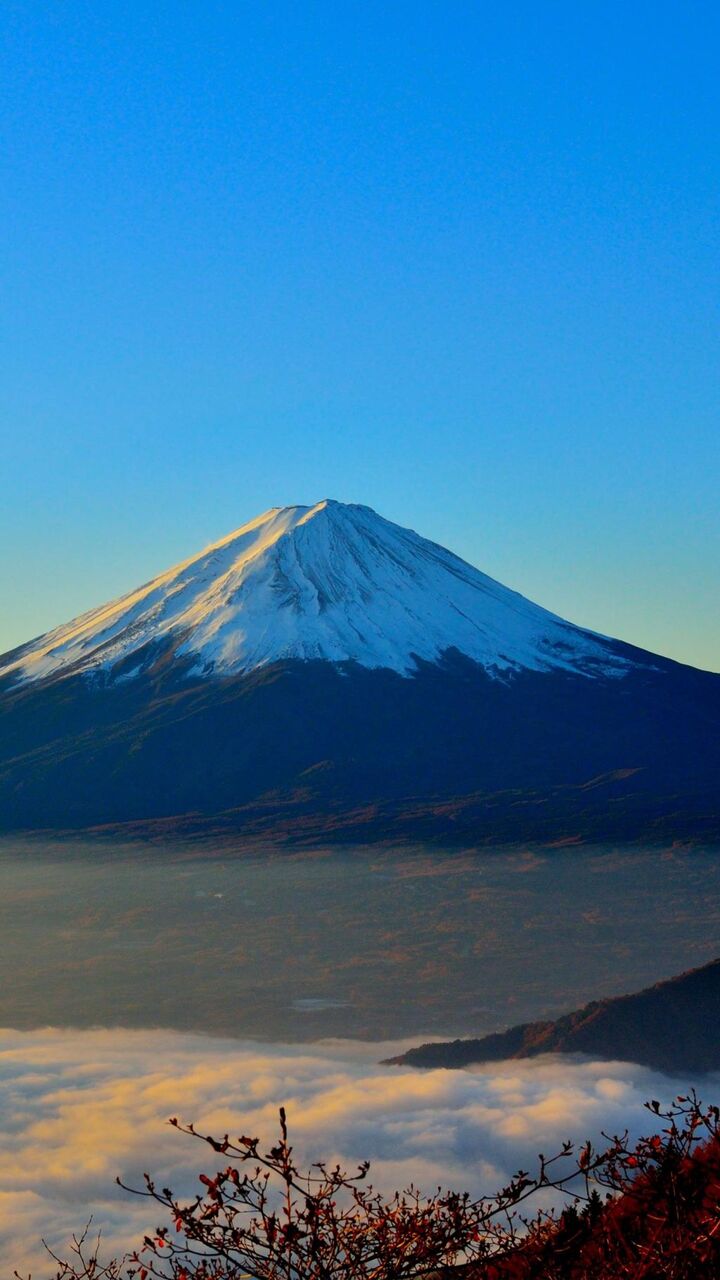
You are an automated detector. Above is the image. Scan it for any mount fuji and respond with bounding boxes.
[0,500,718,844]
[3,500,631,686]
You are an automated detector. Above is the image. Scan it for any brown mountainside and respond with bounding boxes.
[386,957,720,1074]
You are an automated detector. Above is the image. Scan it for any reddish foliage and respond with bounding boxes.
[25,1095,720,1280]
[484,1096,720,1278]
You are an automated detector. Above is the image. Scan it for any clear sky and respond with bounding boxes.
[1,1,718,671]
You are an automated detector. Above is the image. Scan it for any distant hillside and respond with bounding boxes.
[385,958,720,1075]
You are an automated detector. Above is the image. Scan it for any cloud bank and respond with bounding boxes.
[0,1026,716,1274]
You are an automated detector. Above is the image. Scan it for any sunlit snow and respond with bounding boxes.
[0,501,630,684]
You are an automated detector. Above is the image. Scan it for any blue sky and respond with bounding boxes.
[1,1,718,670]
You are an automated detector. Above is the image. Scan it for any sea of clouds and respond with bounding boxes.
[0,1027,715,1275]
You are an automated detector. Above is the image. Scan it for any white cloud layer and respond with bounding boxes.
[0,1026,716,1275]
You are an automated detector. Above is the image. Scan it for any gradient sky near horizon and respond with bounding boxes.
[1,1,718,670]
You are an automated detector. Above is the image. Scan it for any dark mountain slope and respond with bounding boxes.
[0,642,718,842]
[386,958,720,1074]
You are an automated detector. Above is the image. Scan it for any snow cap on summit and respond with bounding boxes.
[0,500,629,686]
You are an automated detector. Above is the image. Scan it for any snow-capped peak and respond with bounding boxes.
[1,500,629,685]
